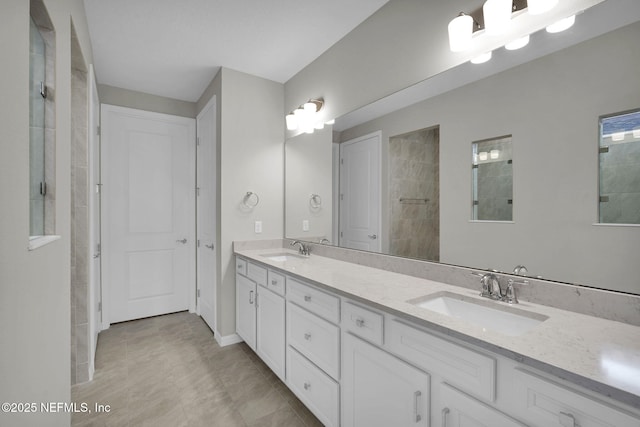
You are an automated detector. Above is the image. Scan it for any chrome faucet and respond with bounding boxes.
[319,238,330,244]
[471,271,503,300]
[512,265,528,276]
[505,278,529,304]
[290,240,310,256]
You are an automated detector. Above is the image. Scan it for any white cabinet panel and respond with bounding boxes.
[256,285,286,381]
[267,270,286,296]
[439,383,525,427]
[287,346,340,427]
[388,319,496,402]
[288,277,340,323]
[247,261,267,287]
[288,302,340,379]
[343,300,384,346]
[342,333,430,427]
[236,274,256,350]
[513,368,640,427]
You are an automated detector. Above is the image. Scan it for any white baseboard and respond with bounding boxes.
[214,331,243,347]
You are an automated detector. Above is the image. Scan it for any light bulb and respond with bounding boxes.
[527,0,558,15]
[314,121,325,130]
[483,0,512,35]
[611,132,625,142]
[505,35,530,50]
[448,14,474,52]
[285,113,297,131]
[633,128,640,139]
[479,152,488,161]
[325,119,335,125]
[471,51,492,64]
[546,15,575,33]
[490,149,500,159]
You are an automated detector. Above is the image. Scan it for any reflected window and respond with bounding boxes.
[472,136,513,221]
[599,110,640,224]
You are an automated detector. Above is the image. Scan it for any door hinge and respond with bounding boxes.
[196,137,200,146]
[340,193,344,201]
[599,146,609,154]
[95,183,102,194]
[197,289,201,298]
[340,231,343,237]
[97,125,101,136]
[340,158,344,165]
[197,239,201,247]
[196,187,200,196]
[98,301,102,312]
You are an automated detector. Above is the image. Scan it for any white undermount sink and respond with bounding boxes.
[409,291,548,337]
[261,252,308,262]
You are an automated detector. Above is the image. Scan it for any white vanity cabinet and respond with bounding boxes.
[342,333,430,427]
[235,258,285,378]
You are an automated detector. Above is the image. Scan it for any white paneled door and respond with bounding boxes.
[102,105,196,324]
[339,131,381,252]
[196,97,217,331]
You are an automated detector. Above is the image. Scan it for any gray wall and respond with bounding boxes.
[98,84,197,118]
[0,0,94,425]
[197,68,284,338]
[337,22,640,294]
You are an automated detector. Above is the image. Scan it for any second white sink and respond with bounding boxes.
[261,252,308,262]
[409,291,548,336]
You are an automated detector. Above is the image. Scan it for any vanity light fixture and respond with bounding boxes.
[490,149,500,159]
[505,34,529,50]
[546,15,576,33]
[448,13,475,52]
[633,128,640,139]
[471,51,492,64]
[611,132,625,142]
[527,0,558,15]
[478,151,489,161]
[483,0,513,36]
[285,98,325,134]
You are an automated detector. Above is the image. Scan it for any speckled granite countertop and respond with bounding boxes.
[235,247,640,409]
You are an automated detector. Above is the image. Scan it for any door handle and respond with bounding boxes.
[368,234,377,240]
[176,238,187,244]
[205,243,214,250]
[442,407,449,427]
[414,390,422,422]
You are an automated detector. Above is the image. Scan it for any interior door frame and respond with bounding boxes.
[100,104,197,328]
[338,130,382,251]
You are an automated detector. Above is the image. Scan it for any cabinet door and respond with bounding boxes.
[343,333,429,427]
[236,274,256,350]
[256,285,285,380]
[438,383,526,427]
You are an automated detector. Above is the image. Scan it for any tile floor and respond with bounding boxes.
[71,311,323,426]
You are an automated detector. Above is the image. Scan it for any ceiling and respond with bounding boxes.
[83,0,390,102]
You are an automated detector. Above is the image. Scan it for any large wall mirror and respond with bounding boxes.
[285,1,640,295]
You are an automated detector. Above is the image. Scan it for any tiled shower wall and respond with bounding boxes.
[70,64,89,385]
[389,127,440,261]
[599,141,640,224]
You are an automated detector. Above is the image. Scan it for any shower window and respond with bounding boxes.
[472,136,513,221]
[29,0,55,241]
[598,109,640,225]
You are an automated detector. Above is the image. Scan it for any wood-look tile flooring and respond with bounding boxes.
[71,311,323,427]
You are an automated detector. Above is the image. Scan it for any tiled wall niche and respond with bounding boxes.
[70,23,90,385]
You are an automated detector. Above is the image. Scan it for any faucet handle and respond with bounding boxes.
[504,278,529,304]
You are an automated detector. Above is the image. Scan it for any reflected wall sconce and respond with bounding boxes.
[309,194,322,209]
[448,0,575,65]
[285,98,331,134]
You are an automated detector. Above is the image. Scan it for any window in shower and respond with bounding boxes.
[598,109,640,225]
[29,0,55,240]
[472,135,513,221]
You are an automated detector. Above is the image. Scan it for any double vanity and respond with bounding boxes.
[234,241,640,427]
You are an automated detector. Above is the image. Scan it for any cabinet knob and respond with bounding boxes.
[304,333,311,341]
[271,280,277,286]
[304,295,311,302]
[558,412,576,427]
[355,318,365,328]
[303,382,311,390]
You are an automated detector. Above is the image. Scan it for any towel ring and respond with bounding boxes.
[243,191,259,209]
[310,194,322,209]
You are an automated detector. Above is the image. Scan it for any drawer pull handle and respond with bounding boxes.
[441,407,449,427]
[558,412,576,427]
[304,333,311,341]
[237,265,242,270]
[249,290,254,304]
[355,318,365,327]
[304,295,312,302]
[304,382,311,390]
[271,280,277,285]
[414,390,422,422]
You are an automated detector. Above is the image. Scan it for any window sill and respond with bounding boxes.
[28,235,61,251]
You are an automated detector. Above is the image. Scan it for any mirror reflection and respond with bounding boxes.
[472,136,513,222]
[285,4,640,295]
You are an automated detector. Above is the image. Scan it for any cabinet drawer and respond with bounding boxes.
[247,261,267,287]
[343,301,384,346]
[288,278,340,323]
[267,270,286,296]
[513,368,640,427]
[439,383,526,427]
[288,302,340,379]
[287,346,339,427]
[235,257,247,276]
[388,319,496,402]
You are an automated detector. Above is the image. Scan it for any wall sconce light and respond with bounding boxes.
[286,98,330,134]
[448,0,575,65]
